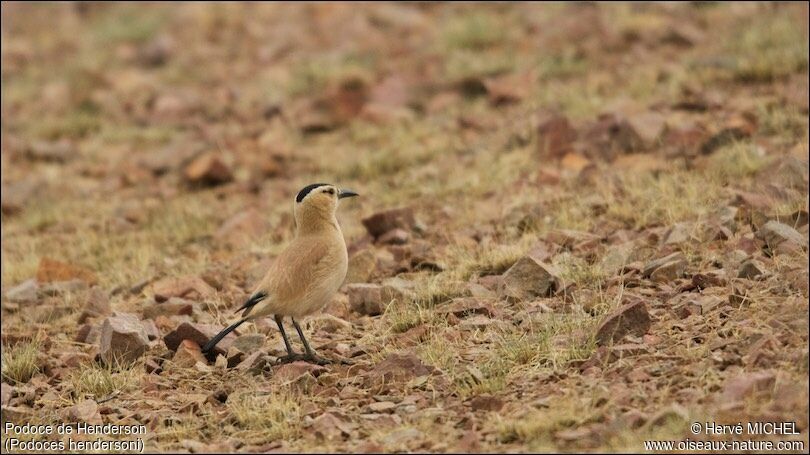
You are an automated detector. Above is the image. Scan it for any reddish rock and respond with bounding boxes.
[36,258,97,285]
[362,207,416,238]
[3,279,38,304]
[560,152,592,173]
[99,313,150,364]
[78,287,111,323]
[75,323,101,344]
[164,322,237,358]
[595,300,652,346]
[235,351,271,374]
[642,252,687,281]
[721,371,775,402]
[436,298,497,319]
[151,276,215,302]
[275,361,327,382]
[373,353,433,383]
[499,256,561,301]
[142,298,194,320]
[378,228,410,245]
[700,112,757,154]
[172,340,208,368]
[346,249,377,284]
[469,394,504,412]
[346,280,412,316]
[536,112,576,158]
[184,153,233,186]
[1,180,37,216]
[311,411,355,441]
[625,111,666,148]
[64,399,101,424]
[484,72,531,106]
[215,208,270,248]
[756,221,806,250]
[27,139,75,162]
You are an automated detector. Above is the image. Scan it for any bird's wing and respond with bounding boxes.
[244,236,335,318]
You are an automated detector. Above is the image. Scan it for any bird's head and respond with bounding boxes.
[293,183,358,231]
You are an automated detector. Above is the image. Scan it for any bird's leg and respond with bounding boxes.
[275,315,304,363]
[291,317,321,360]
[291,318,353,366]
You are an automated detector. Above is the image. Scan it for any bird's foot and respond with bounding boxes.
[275,353,308,364]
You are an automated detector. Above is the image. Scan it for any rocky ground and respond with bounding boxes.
[1,3,808,453]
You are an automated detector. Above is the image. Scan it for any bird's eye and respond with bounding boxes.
[324,188,334,195]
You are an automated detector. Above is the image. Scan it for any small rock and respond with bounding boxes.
[468,394,504,412]
[560,152,592,173]
[184,153,233,186]
[151,276,216,302]
[141,319,160,341]
[1,180,37,216]
[75,324,101,344]
[737,260,765,280]
[64,399,101,424]
[721,371,775,402]
[756,221,806,250]
[662,22,705,47]
[275,361,326,382]
[144,358,162,374]
[232,333,266,353]
[663,222,694,245]
[436,298,497,319]
[39,279,87,296]
[215,209,270,248]
[346,249,377,284]
[642,252,687,282]
[173,340,208,368]
[1,383,13,406]
[691,272,727,290]
[378,228,409,245]
[626,111,666,149]
[600,242,639,276]
[366,401,397,413]
[381,428,423,450]
[139,34,174,67]
[536,112,576,158]
[36,258,97,285]
[650,258,687,283]
[373,353,433,383]
[99,313,150,364]
[499,256,561,301]
[346,283,387,316]
[78,287,111,323]
[142,298,194,320]
[27,140,75,162]
[1,405,33,424]
[164,322,237,358]
[311,412,354,441]
[362,207,415,239]
[4,279,38,304]
[595,300,652,346]
[346,280,412,316]
[235,351,271,374]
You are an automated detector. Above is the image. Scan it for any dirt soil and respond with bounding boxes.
[1,2,808,453]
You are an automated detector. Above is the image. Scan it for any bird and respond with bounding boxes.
[202,183,358,365]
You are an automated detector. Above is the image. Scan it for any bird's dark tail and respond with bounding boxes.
[202,318,247,354]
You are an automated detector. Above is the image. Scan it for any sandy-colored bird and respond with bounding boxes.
[203,183,358,365]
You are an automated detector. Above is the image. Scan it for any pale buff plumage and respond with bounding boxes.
[202,183,357,364]
[245,191,349,319]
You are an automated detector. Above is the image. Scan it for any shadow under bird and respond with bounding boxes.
[202,183,359,365]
